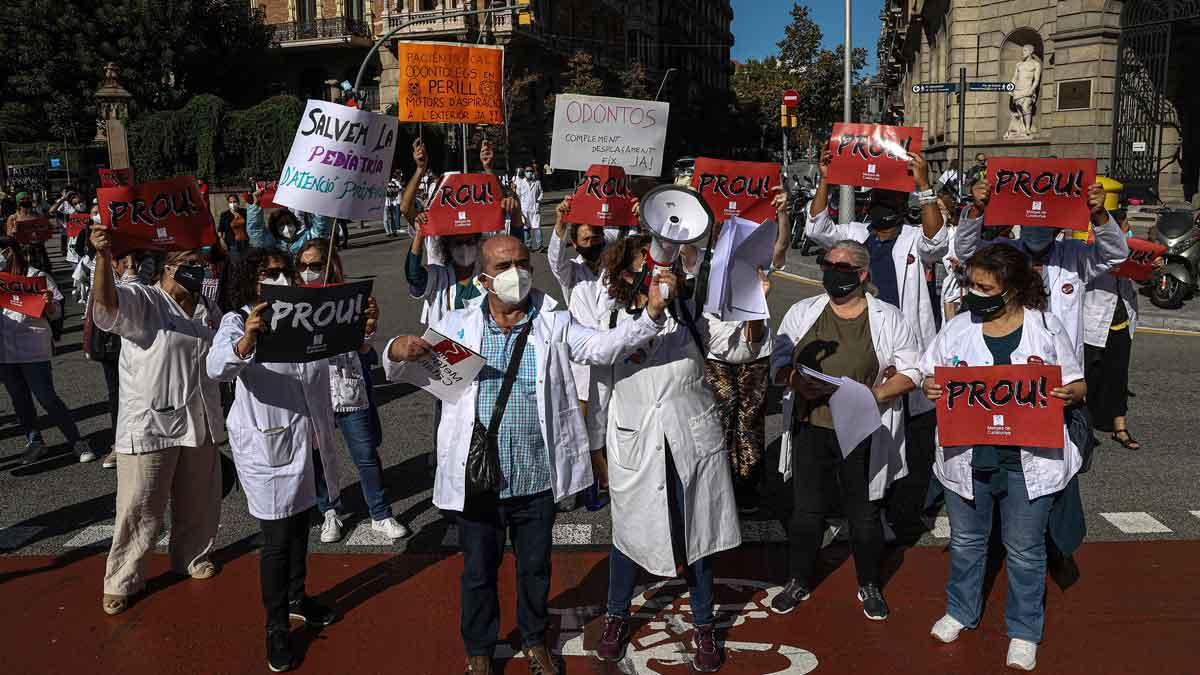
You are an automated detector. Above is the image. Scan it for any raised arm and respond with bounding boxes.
[908,153,949,260]
[1078,184,1130,284]
[771,187,790,270]
[400,139,429,222]
[205,304,270,382]
[566,271,672,365]
[953,178,991,261]
[547,197,576,293]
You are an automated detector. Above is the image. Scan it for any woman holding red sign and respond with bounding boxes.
[921,244,1086,671]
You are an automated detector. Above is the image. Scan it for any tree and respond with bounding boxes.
[616,61,651,101]
[0,0,273,143]
[561,52,604,96]
[777,4,823,70]
[731,59,790,153]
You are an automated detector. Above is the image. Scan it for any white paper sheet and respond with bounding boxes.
[828,376,883,458]
[702,216,778,322]
[799,365,844,388]
[395,328,486,403]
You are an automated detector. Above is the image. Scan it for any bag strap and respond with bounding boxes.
[486,320,533,437]
[672,298,706,354]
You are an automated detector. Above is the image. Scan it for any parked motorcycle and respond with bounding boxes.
[1148,205,1200,309]
[788,173,817,253]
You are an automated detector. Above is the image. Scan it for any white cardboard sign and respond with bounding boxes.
[396,327,486,403]
[549,94,669,176]
[273,100,399,220]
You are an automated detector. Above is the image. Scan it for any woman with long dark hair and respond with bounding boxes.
[206,247,341,672]
[922,243,1086,671]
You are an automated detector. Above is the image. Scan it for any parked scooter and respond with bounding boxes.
[788,173,817,253]
[1148,204,1200,309]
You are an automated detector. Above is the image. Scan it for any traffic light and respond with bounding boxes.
[779,104,798,129]
[517,0,533,26]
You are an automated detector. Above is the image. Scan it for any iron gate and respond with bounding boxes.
[1111,0,1200,199]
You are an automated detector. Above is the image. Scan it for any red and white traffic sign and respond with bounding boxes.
[783,89,799,107]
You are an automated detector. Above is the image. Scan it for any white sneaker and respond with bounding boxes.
[371,517,411,540]
[319,510,343,543]
[930,614,966,643]
[1006,638,1037,671]
[75,440,97,463]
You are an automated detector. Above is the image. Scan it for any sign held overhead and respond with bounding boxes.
[549,94,669,176]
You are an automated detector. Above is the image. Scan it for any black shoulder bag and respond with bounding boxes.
[466,321,533,496]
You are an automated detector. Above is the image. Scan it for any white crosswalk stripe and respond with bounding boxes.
[63,524,169,548]
[440,522,596,548]
[1100,512,1172,534]
[344,523,398,546]
[931,516,951,539]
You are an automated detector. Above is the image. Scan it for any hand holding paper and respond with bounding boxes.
[394,328,486,403]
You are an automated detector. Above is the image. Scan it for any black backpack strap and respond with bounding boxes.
[486,321,533,437]
[671,297,705,355]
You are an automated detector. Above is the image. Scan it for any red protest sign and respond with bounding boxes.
[67,213,91,238]
[692,158,781,224]
[13,217,54,245]
[97,176,217,257]
[0,272,48,318]
[569,164,637,228]
[98,168,135,188]
[256,181,281,209]
[826,123,922,192]
[935,364,1065,449]
[985,157,1095,231]
[424,173,505,236]
[1112,237,1167,282]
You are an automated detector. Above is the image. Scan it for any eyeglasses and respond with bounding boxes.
[296,260,326,272]
[816,256,863,274]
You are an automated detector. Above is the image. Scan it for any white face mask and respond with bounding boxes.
[299,269,322,285]
[261,273,289,287]
[483,267,532,306]
[451,244,478,268]
[228,202,238,211]
[91,213,101,224]
[281,225,295,240]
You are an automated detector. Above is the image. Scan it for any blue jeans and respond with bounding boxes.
[943,471,1054,642]
[384,204,403,235]
[457,489,555,656]
[315,408,392,521]
[0,361,80,445]
[606,448,715,626]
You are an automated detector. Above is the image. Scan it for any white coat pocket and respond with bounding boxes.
[687,405,725,458]
[611,426,644,471]
[555,408,587,457]
[141,405,189,440]
[255,425,297,468]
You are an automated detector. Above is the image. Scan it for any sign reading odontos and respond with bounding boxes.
[273,100,398,220]
[257,280,374,364]
[396,41,504,125]
[550,94,669,176]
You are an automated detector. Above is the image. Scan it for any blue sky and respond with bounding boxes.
[731,0,883,75]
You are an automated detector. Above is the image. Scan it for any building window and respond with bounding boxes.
[297,0,316,23]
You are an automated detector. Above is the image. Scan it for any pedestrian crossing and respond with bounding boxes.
[4,509,1200,554]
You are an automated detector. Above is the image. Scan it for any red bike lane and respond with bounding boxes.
[0,541,1194,674]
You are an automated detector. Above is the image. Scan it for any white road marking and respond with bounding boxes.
[441,522,595,548]
[63,524,169,548]
[932,516,951,539]
[344,524,397,546]
[1100,512,1172,534]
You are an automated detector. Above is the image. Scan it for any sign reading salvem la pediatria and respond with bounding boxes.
[273,100,399,221]
[256,280,373,364]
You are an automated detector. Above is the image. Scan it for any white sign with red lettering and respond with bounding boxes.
[396,327,486,402]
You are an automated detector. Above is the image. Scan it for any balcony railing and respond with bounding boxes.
[384,4,524,36]
[272,17,371,44]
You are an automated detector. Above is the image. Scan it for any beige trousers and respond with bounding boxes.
[103,444,222,596]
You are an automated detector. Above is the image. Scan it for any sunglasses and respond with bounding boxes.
[816,256,863,274]
[296,260,326,272]
[259,266,288,279]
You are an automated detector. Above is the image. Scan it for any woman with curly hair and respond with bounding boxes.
[206,247,342,672]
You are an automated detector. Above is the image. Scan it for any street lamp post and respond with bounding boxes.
[839,0,854,224]
[655,68,678,101]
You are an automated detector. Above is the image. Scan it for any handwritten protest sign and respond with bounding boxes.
[13,218,54,245]
[257,280,373,363]
[549,94,669,176]
[97,176,217,257]
[692,158,780,224]
[985,157,1095,231]
[935,364,1064,449]
[569,165,637,228]
[0,272,47,318]
[826,123,922,192]
[7,164,46,191]
[98,168,135,188]
[394,327,486,402]
[1113,237,1167,282]
[67,213,91,238]
[424,173,505,236]
[396,41,504,125]
[272,100,398,221]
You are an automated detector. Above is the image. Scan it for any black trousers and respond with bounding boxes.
[788,423,882,587]
[259,509,311,633]
[1085,327,1132,431]
[456,489,555,656]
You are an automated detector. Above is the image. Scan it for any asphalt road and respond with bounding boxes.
[1,212,1198,559]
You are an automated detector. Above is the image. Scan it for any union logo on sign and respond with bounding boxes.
[993,414,1005,426]
[866,164,877,175]
[1031,201,1043,212]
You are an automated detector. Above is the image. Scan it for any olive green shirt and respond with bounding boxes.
[791,304,879,430]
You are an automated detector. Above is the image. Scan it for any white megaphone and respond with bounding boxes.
[639,184,714,266]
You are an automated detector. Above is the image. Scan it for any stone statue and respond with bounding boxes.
[1005,44,1041,139]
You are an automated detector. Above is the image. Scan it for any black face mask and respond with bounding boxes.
[822,267,862,298]
[172,264,206,295]
[867,203,905,230]
[577,242,604,263]
[963,289,1008,320]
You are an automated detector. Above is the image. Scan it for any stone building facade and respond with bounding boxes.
[878,0,1200,201]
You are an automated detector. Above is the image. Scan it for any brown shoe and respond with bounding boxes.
[190,561,218,580]
[464,655,492,674]
[102,594,127,616]
[525,643,560,674]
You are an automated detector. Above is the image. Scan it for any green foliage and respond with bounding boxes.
[129,95,303,185]
[616,61,652,101]
[562,52,605,96]
[777,4,823,70]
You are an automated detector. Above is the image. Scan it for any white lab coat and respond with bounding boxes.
[1083,272,1138,348]
[382,290,663,513]
[954,210,1129,364]
[919,308,1085,501]
[547,228,598,303]
[566,277,619,437]
[93,283,227,454]
[804,206,948,415]
[207,310,341,521]
[516,177,543,228]
[771,294,923,500]
[415,262,485,327]
[941,224,963,305]
[600,301,743,576]
[705,314,773,364]
[0,267,62,364]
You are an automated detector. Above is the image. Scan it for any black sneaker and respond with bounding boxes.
[857,584,889,621]
[770,578,811,614]
[19,439,49,466]
[266,630,293,672]
[288,596,340,626]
